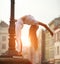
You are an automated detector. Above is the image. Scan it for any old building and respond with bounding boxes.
[38,29,45,64]
[44,23,54,64]
[0,21,9,55]
[44,17,60,64]
[53,17,60,64]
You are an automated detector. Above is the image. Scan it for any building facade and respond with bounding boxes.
[44,23,54,64]
[54,27,60,64]
[44,17,60,64]
[54,18,60,64]
[0,21,9,55]
[38,29,45,64]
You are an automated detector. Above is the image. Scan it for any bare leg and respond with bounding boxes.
[19,40,22,56]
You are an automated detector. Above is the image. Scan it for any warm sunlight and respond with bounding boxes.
[21,25,31,47]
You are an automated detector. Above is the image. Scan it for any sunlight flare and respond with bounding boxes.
[21,25,31,47]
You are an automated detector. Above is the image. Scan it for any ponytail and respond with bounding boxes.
[29,25,39,51]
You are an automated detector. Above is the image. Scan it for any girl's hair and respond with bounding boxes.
[29,25,39,50]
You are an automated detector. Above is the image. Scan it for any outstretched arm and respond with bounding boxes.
[37,21,53,36]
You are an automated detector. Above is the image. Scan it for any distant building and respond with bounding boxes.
[38,29,45,64]
[44,17,60,64]
[44,21,54,64]
[0,21,9,55]
[53,17,60,64]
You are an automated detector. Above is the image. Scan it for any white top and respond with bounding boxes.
[23,15,37,25]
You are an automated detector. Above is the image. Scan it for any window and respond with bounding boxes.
[2,36,6,41]
[58,31,60,41]
[57,62,60,64]
[54,31,60,42]
[49,49,54,58]
[54,33,57,42]
[57,46,59,55]
[2,44,6,49]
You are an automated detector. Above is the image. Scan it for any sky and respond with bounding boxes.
[0,0,60,24]
[0,0,60,46]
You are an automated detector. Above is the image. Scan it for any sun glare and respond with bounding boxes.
[21,25,31,47]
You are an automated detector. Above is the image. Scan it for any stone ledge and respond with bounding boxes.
[0,57,32,64]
